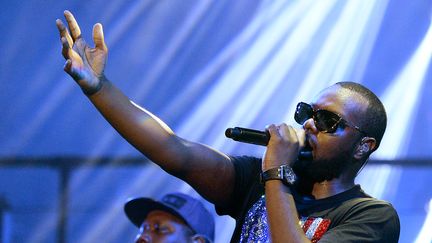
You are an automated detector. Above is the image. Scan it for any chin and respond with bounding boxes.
[293,156,347,183]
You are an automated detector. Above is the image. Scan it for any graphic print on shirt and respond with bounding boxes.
[299,216,331,243]
[240,195,331,243]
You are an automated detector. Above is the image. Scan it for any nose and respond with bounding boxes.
[303,118,318,134]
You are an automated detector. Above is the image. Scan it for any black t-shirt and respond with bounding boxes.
[215,156,400,243]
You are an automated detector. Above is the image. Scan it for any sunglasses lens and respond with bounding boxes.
[295,102,313,125]
[294,102,344,133]
[315,110,340,133]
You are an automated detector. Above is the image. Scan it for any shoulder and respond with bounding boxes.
[335,197,399,223]
[320,198,400,242]
[336,197,399,240]
[346,197,398,216]
[335,185,399,221]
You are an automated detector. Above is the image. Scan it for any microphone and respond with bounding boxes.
[225,127,312,160]
[225,127,269,146]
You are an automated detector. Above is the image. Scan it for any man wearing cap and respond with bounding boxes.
[125,193,215,243]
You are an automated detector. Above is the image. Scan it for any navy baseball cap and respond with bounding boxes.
[124,193,215,241]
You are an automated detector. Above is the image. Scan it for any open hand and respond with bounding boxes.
[56,10,108,95]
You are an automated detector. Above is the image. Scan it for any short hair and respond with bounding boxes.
[335,81,387,148]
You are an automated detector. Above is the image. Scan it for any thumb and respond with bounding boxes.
[64,59,83,81]
[64,59,73,74]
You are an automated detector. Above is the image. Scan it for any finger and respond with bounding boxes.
[64,10,82,41]
[294,128,306,148]
[277,124,290,136]
[61,37,71,59]
[56,19,74,48]
[285,125,299,142]
[266,124,280,138]
[275,124,298,143]
[93,23,107,51]
[279,124,298,143]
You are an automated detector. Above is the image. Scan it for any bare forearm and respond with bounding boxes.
[86,78,235,204]
[88,78,181,165]
[265,180,310,243]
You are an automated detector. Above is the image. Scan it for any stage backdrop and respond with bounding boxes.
[0,0,431,242]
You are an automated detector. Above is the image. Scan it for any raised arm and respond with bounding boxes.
[55,10,234,206]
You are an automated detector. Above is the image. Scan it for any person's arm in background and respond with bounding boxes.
[55,10,234,207]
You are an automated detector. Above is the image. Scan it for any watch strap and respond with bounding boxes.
[261,165,297,185]
[260,166,284,183]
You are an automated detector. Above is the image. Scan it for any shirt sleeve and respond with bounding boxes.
[318,199,400,243]
[215,155,262,219]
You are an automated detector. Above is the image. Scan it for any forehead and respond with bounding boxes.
[312,85,367,118]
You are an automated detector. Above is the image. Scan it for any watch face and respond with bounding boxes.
[283,167,297,184]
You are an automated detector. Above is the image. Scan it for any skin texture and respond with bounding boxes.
[56,11,377,243]
[135,210,205,243]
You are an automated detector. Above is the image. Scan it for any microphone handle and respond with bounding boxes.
[225,127,269,146]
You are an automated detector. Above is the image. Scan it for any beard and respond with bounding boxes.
[292,154,351,183]
[293,160,346,183]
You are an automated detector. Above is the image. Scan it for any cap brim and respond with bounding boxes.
[124,198,187,228]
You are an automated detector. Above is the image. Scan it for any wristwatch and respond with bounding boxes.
[261,165,297,186]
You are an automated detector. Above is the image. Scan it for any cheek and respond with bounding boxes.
[314,135,357,159]
[156,233,189,243]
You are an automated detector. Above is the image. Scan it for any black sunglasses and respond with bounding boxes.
[294,102,367,135]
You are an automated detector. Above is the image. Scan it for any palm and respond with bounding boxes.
[71,38,106,80]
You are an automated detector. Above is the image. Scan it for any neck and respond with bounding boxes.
[311,177,355,199]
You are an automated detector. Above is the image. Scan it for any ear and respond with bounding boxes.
[354,137,377,160]
[191,235,207,243]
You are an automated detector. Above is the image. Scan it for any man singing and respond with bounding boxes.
[56,10,400,242]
